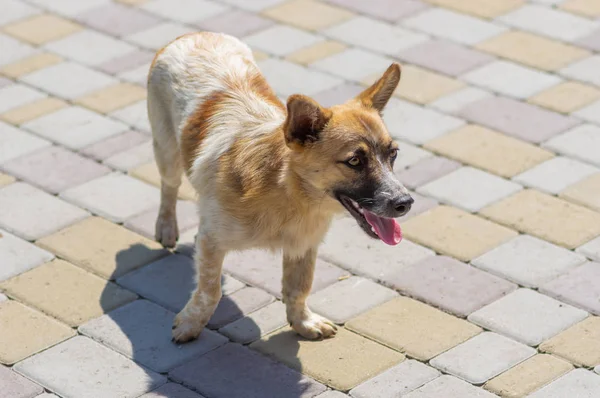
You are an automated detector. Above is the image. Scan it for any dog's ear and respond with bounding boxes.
[284,94,331,149]
[355,63,401,113]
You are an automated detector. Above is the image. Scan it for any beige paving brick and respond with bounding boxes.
[403,205,517,261]
[423,0,524,19]
[286,41,347,66]
[480,189,600,249]
[560,173,600,212]
[484,354,573,398]
[476,31,590,72]
[75,83,147,114]
[424,124,554,178]
[0,53,63,78]
[0,300,75,365]
[0,97,67,125]
[390,65,463,105]
[2,14,82,45]
[529,81,600,114]
[36,217,166,280]
[560,0,600,17]
[129,161,197,201]
[251,327,404,391]
[346,297,482,361]
[263,0,354,31]
[0,172,15,188]
[0,259,137,326]
[539,317,600,367]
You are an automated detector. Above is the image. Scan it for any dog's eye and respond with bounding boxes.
[347,156,361,167]
[390,148,398,160]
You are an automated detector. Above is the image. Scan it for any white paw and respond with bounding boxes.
[155,214,179,248]
[290,312,337,340]
[172,310,206,344]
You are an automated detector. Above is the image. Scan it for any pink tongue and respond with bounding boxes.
[363,209,402,245]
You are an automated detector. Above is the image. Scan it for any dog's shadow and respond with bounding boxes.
[92,241,309,398]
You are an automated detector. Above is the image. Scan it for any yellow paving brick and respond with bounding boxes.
[0,53,63,78]
[0,172,15,188]
[484,354,573,398]
[540,317,600,368]
[403,205,517,261]
[287,41,347,66]
[0,97,67,125]
[560,173,600,213]
[2,14,82,45]
[75,83,147,114]
[480,189,600,249]
[560,0,600,17]
[263,0,354,31]
[36,217,166,280]
[529,81,600,113]
[252,50,270,62]
[423,0,524,18]
[425,125,554,178]
[0,260,137,327]
[129,161,197,201]
[346,297,482,361]
[476,31,590,72]
[251,327,404,391]
[392,65,463,105]
[0,300,75,365]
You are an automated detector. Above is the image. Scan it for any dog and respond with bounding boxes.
[147,32,413,343]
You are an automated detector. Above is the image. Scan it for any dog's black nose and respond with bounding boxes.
[393,195,414,216]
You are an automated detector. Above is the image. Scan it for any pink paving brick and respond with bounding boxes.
[396,155,462,190]
[80,130,150,161]
[541,262,600,316]
[325,0,428,22]
[196,10,274,38]
[96,50,155,75]
[75,3,163,37]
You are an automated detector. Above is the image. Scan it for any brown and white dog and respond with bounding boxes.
[147,32,413,343]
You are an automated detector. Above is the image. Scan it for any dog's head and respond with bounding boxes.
[283,63,412,246]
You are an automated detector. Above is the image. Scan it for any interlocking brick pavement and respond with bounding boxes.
[1,0,600,396]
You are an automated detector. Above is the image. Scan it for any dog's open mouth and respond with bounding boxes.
[339,195,402,246]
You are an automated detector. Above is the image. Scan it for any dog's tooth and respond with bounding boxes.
[358,208,364,214]
[371,227,376,233]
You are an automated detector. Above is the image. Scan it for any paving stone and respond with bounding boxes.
[577,27,600,52]
[1,146,110,194]
[396,155,462,190]
[37,216,166,280]
[417,167,522,213]
[0,0,40,25]
[219,300,287,344]
[245,25,322,57]
[544,124,600,168]
[349,359,440,398]
[61,172,160,223]
[142,0,227,24]
[541,262,600,316]
[392,142,433,170]
[421,0,523,18]
[462,60,561,100]
[0,300,75,365]
[97,49,155,75]
[389,255,516,318]
[140,383,206,398]
[0,121,50,164]
[80,299,227,373]
[171,342,326,398]
[3,14,82,45]
[430,332,535,384]
[263,0,354,31]
[252,327,404,391]
[529,81,600,114]
[472,234,586,288]
[469,289,589,346]
[124,200,198,240]
[397,39,493,77]
[316,392,347,398]
[311,48,392,82]
[0,33,38,67]
[117,253,245,312]
[459,96,579,144]
[513,157,598,195]
[75,3,162,37]
[75,83,146,114]
[27,0,111,17]
[223,248,349,299]
[14,336,166,398]
[560,0,600,16]
[0,182,89,241]
[0,172,15,188]
[104,141,154,171]
[346,297,482,361]
[0,229,53,282]
[80,130,149,161]
[258,58,342,96]
[528,369,600,398]
[125,22,196,51]
[20,62,116,100]
[308,276,398,324]
[0,84,46,114]
[207,286,274,329]
[479,189,600,249]
[128,161,197,200]
[393,65,464,105]
[0,364,43,398]
[484,354,572,398]
[324,16,427,56]
[540,317,600,367]
[403,8,506,45]
[287,40,347,66]
[0,294,5,303]
[575,99,600,126]
[0,53,62,79]
[0,259,137,326]
[429,86,493,114]
[560,173,600,213]
[109,100,151,133]
[0,98,67,125]
[325,0,428,22]
[561,55,600,87]
[406,376,496,397]
[197,9,273,38]
[475,31,590,72]
[578,237,600,262]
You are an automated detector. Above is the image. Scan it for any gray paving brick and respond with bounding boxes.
[109,100,151,133]
[0,33,37,67]
[0,294,6,303]
[142,0,228,24]
[14,336,166,398]
[124,200,198,240]
[578,236,600,262]
[528,369,600,398]
[125,22,195,51]
[79,300,227,373]
[0,0,40,25]
[404,375,496,398]
[0,83,46,114]
[75,3,162,37]
[396,155,462,190]
[0,228,54,282]
[97,50,155,76]
[219,300,287,344]
[316,392,349,398]
[541,262,600,315]
[196,9,274,38]
[245,25,322,56]
[44,30,136,66]
[543,124,600,169]
[0,121,50,164]
[312,82,363,108]
[169,343,326,398]
[0,364,43,398]
[393,142,433,171]
[103,141,154,171]
[326,0,427,22]
[208,287,274,329]
[140,383,206,398]
[27,0,110,17]
[577,28,600,52]
[311,48,392,82]
[258,58,342,96]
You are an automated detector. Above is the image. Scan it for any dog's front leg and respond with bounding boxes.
[172,233,224,343]
[282,248,337,339]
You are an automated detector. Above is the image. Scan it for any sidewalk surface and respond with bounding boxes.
[1,0,600,397]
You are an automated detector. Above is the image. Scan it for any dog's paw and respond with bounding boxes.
[171,311,205,344]
[290,312,337,340]
[155,214,179,248]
